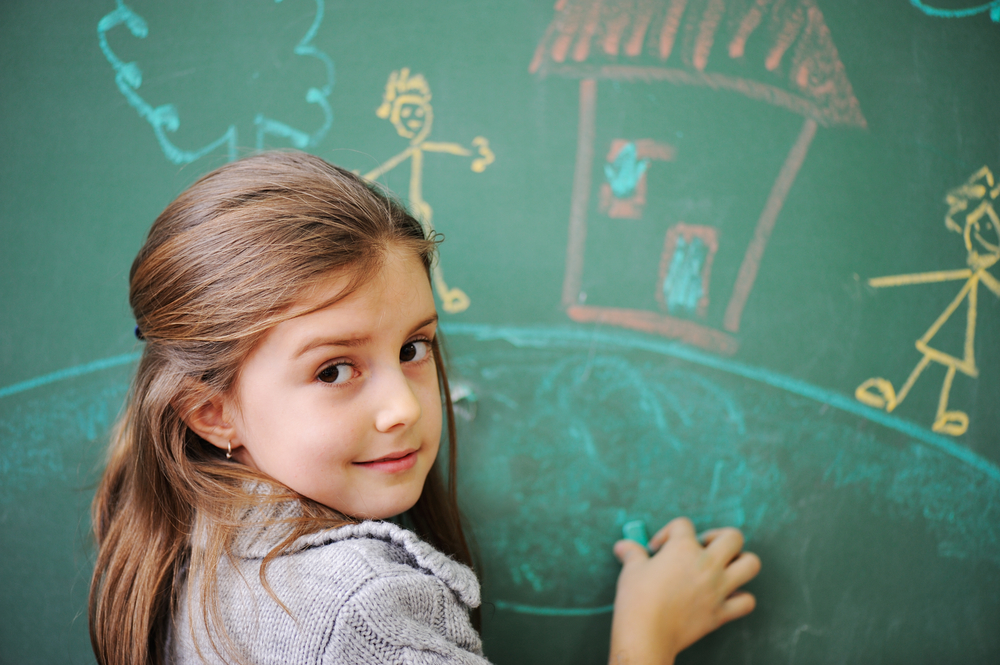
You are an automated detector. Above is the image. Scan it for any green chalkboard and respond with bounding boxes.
[1,1,998,663]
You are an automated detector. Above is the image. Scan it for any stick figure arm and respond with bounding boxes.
[420,141,472,156]
[868,269,973,288]
[362,147,415,181]
[980,270,1000,298]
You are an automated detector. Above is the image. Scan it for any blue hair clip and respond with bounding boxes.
[134,325,145,341]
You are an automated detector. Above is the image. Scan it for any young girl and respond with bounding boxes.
[89,151,760,665]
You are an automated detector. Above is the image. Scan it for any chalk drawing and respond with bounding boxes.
[539,1,862,353]
[97,0,334,164]
[447,323,1000,482]
[0,352,139,400]
[3,324,999,624]
[856,167,1000,436]
[363,68,494,314]
[4,323,997,481]
[910,0,1000,21]
[657,223,718,318]
[663,236,708,314]
[492,600,615,616]
[1,378,130,499]
[604,142,648,198]
[452,344,773,610]
[436,325,1000,620]
[598,139,675,219]
[530,0,867,128]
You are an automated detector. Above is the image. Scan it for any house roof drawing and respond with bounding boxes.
[530,0,866,128]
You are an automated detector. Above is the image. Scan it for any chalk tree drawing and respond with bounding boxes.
[857,167,1000,436]
[363,68,494,314]
[910,0,1000,22]
[97,0,334,164]
[531,0,865,355]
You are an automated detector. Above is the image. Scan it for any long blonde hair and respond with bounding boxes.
[89,151,472,665]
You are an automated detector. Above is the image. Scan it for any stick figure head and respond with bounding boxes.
[377,68,433,144]
[945,167,1000,271]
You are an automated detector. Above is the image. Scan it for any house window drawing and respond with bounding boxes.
[657,223,718,318]
[531,0,866,354]
[600,139,675,219]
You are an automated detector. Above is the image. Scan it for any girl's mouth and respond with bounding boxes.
[354,449,418,473]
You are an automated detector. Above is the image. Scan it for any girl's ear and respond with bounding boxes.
[183,396,238,452]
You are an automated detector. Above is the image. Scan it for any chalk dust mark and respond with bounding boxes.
[708,460,725,502]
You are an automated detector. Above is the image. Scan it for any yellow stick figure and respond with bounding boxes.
[363,68,494,313]
[856,166,1000,436]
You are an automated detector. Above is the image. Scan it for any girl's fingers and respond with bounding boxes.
[613,538,652,566]
[718,591,757,625]
[704,527,745,563]
[648,517,696,551]
[698,528,721,545]
[722,551,762,595]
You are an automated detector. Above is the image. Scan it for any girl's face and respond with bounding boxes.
[225,247,442,519]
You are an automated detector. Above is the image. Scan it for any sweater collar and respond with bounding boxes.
[230,497,480,608]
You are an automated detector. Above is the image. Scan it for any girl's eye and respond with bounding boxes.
[400,340,431,364]
[317,363,353,385]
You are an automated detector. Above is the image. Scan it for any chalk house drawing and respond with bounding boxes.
[363,68,494,314]
[857,167,1000,436]
[531,0,866,355]
[97,0,334,164]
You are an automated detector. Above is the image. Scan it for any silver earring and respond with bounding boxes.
[226,441,232,459]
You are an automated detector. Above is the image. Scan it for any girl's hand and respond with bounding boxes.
[608,517,761,665]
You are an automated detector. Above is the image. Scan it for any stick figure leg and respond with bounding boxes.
[432,262,470,313]
[932,364,969,436]
[414,200,470,313]
[855,354,932,412]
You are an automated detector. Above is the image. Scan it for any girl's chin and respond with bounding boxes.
[332,486,425,521]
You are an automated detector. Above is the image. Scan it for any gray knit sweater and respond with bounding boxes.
[166,507,488,664]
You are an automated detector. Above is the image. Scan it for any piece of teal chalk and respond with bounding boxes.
[622,520,649,549]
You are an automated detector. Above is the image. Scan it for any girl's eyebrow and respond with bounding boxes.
[293,313,438,358]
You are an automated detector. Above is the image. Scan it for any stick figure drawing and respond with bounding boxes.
[856,166,1000,436]
[363,68,494,313]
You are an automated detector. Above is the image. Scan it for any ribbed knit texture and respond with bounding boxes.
[166,504,487,664]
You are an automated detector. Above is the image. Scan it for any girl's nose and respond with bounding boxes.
[374,370,422,433]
